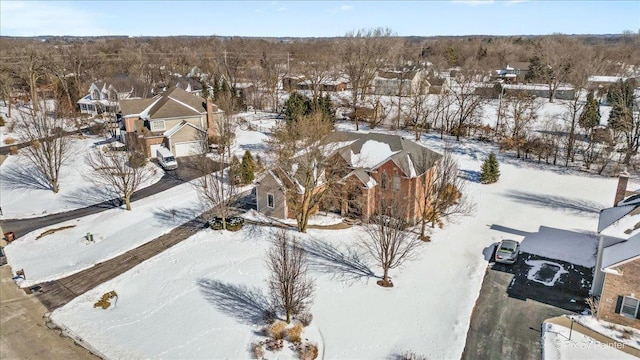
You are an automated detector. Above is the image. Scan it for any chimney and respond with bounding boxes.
[205,98,218,141]
[614,171,629,206]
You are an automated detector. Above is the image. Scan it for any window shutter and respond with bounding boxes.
[614,296,623,314]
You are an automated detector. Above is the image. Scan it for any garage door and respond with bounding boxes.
[174,141,205,157]
[149,144,162,159]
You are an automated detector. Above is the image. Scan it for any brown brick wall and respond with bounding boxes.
[598,257,640,329]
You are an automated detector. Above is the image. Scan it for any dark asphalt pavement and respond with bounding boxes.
[0,156,224,238]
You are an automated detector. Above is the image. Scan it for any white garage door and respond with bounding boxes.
[174,141,205,157]
[149,144,162,159]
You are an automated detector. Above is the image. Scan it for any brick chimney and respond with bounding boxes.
[205,98,218,141]
[614,171,629,206]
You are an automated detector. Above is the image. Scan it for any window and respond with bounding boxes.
[380,171,388,189]
[267,194,275,208]
[393,175,401,190]
[620,296,639,318]
[150,120,165,132]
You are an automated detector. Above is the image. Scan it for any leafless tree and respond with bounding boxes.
[85,148,156,210]
[403,78,436,140]
[501,92,541,159]
[267,229,315,323]
[339,27,396,130]
[267,112,340,233]
[529,36,581,103]
[415,147,474,237]
[449,72,487,141]
[360,192,422,287]
[13,104,72,193]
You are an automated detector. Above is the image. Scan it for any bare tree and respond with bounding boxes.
[267,112,338,233]
[360,192,422,287]
[403,78,437,141]
[416,147,474,237]
[527,36,580,103]
[85,148,156,210]
[501,92,541,159]
[449,72,487,141]
[267,230,315,323]
[14,104,72,193]
[339,27,396,130]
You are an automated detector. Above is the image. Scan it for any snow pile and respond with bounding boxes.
[352,140,398,169]
[542,322,636,360]
[526,260,569,286]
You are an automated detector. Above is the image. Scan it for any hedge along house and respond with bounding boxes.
[256,131,442,224]
[591,173,640,329]
[119,87,223,158]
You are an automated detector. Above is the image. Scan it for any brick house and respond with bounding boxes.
[119,87,223,158]
[255,131,442,223]
[591,173,640,329]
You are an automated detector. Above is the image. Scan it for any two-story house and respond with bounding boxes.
[255,131,442,224]
[77,82,131,116]
[119,87,223,158]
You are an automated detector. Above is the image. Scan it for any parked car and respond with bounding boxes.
[495,239,520,264]
[156,147,178,171]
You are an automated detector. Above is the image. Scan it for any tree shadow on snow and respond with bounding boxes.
[60,184,122,209]
[0,162,53,191]
[151,205,203,228]
[502,190,604,215]
[460,169,481,183]
[197,278,270,326]
[303,237,377,283]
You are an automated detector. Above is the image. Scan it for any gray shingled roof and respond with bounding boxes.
[119,97,159,117]
[147,87,207,119]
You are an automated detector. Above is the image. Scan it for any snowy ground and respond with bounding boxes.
[570,315,640,350]
[46,128,621,359]
[542,322,637,360]
[0,135,164,219]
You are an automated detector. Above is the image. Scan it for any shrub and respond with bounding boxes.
[128,152,147,168]
[268,321,286,340]
[297,312,313,327]
[402,351,428,360]
[264,338,283,352]
[286,323,303,343]
[0,115,5,126]
[93,290,118,309]
[298,343,319,360]
[252,343,264,359]
[88,123,105,135]
[209,216,244,231]
[620,328,634,339]
[480,152,500,184]
[9,145,18,155]
[3,137,15,145]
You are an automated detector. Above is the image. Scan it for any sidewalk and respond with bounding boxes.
[544,316,640,358]
[0,265,97,360]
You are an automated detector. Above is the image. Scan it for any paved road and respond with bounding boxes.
[0,156,224,238]
[0,265,98,360]
[461,249,589,360]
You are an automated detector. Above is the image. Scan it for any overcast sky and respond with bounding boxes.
[1,1,638,38]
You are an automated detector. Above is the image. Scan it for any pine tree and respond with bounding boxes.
[578,91,600,131]
[228,155,241,185]
[480,152,500,184]
[241,150,255,185]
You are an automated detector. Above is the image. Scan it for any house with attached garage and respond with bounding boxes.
[255,131,442,224]
[118,87,223,158]
[591,173,640,329]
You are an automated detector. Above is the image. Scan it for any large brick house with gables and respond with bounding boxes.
[591,173,640,329]
[256,131,442,224]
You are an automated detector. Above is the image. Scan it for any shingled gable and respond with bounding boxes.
[145,87,207,120]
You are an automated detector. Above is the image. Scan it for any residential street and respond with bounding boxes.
[0,156,224,238]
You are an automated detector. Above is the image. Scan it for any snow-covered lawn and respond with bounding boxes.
[542,322,637,360]
[3,178,207,288]
[0,135,164,219]
[46,132,622,359]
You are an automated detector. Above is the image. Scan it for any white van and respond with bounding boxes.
[156,147,178,170]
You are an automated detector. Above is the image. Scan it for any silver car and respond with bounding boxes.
[495,239,520,264]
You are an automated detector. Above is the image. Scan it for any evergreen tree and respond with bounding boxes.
[578,91,601,130]
[241,150,255,185]
[284,92,308,123]
[228,155,241,185]
[480,152,500,184]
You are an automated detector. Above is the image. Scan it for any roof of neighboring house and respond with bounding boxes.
[119,97,159,117]
[426,77,446,86]
[164,120,206,138]
[588,75,627,84]
[146,87,206,119]
[376,70,421,81]
[598,195,640,238]
[601,235,640,274]
[510,62,531,71]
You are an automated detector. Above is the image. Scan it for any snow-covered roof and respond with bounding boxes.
[351,140,400,169]
[587,76,627,84]
[598,195,640,238]
[601,235,640,274]
[503,83,574,91]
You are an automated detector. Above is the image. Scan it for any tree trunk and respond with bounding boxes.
[286,310,291,324]
[124,193,132,210]
[52,180,59,194]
